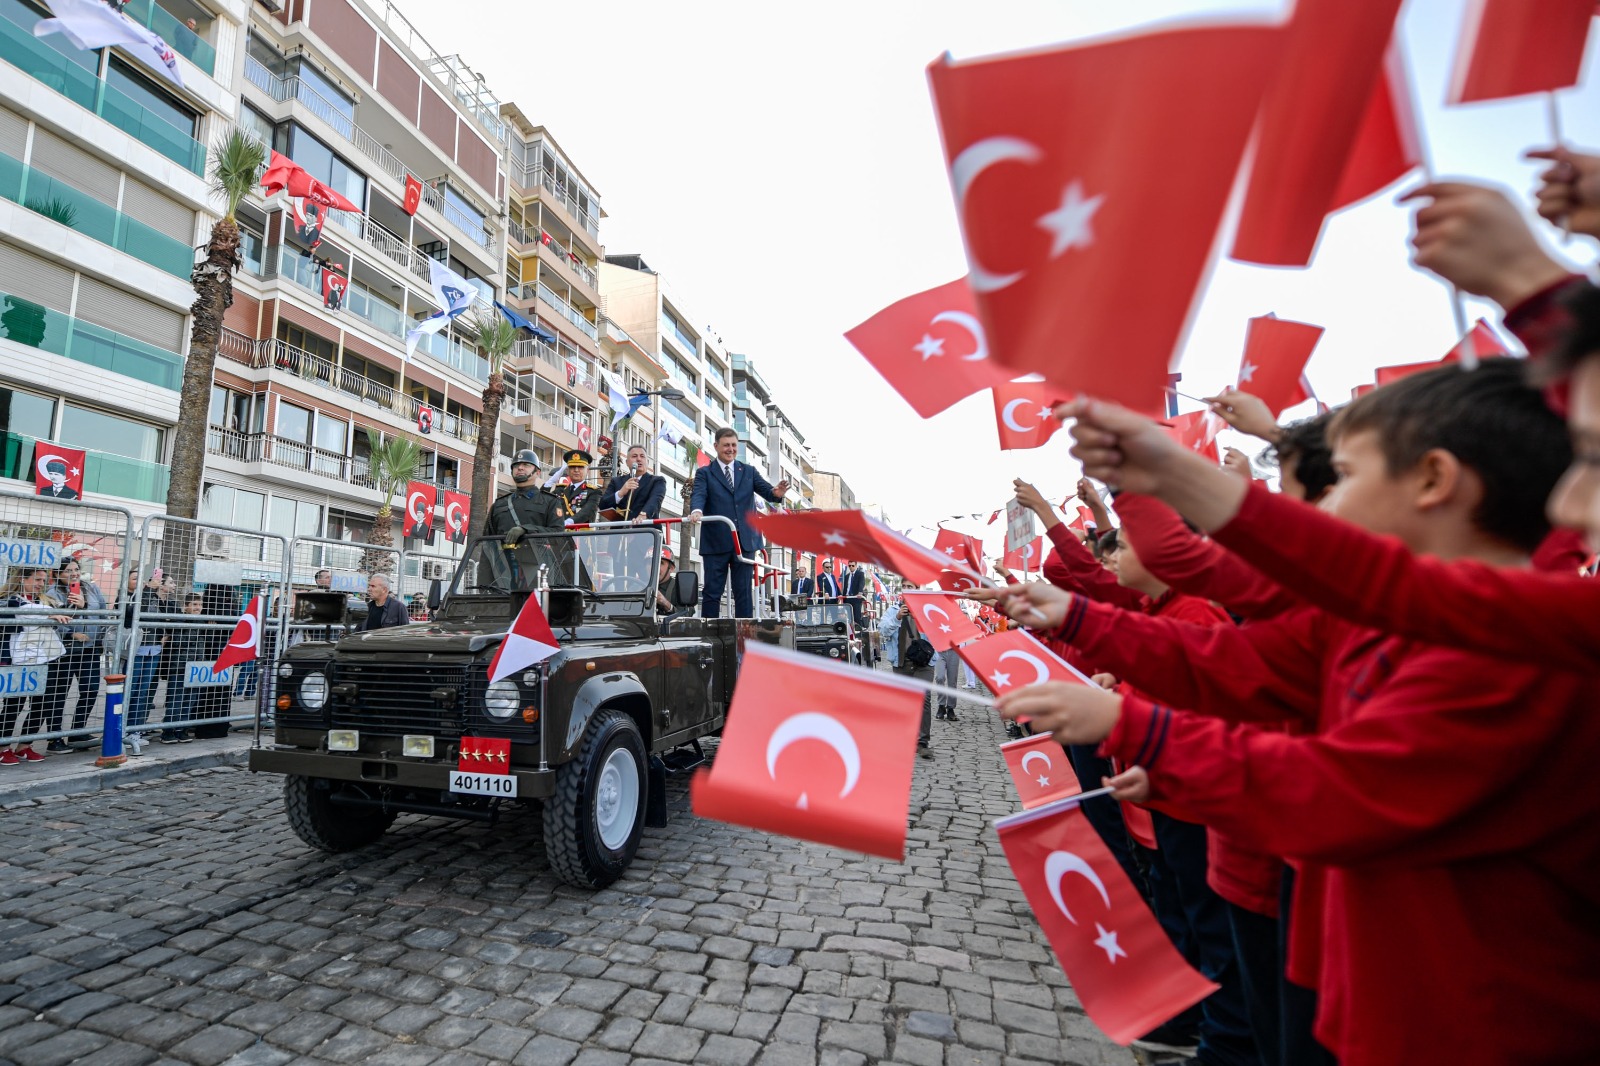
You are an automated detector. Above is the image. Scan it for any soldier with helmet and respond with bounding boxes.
[486,449,560,545]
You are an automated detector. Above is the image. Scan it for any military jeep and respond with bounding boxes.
[248,527,789,888]
[792,603,863,665]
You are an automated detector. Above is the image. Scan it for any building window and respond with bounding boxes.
[267,496,322,540]
[201,483,266,529]
[60,404,162,463]
[106,57,197,139]
[276,399,311,443]
[285,124,365,214]
[326,508,372,544]
[313,411,347,454]
[0,386,55,440]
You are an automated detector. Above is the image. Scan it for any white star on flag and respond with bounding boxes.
[1037,405,1054,420]
[913,334,946,361]
[988,669,1011,689]
[822,531,848,547]
[1036,181,1104,258]
[939,624,952,633]
[1093,923,1127,964]
[943,546,957,555]
[1035,774,1050,788]
[1238,360,1257,384]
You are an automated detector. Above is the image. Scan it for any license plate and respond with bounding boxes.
[449,771,519,798]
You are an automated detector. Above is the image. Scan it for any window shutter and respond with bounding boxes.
[27,129,117,207]
[0,240,74,311]
[121,177,195,242]
[0,105,28,158]
[75,275,185,351]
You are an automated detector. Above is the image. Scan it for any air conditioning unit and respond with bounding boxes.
[495,455,511,474]
[198,531,230,558]
[420,560,452,582]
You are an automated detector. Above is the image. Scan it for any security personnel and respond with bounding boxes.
[548,449,602,526]
[486,449,559,544]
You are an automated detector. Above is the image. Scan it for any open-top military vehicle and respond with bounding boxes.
[249,524,789,887]
[791,602,864,665]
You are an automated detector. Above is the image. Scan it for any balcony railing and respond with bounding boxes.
[216,331,482,446]
[0,150,192,278]
[660,314,701,359]
[512,336,598,393]
[244,57,491,249]
[507,220,598,290]
[366,0,505,143]
[0,3,204,174]
[0,290,183,390]
[533,282,598,340]
[2,431,167,502]
[530,168,600,237]
[120,0,216,75]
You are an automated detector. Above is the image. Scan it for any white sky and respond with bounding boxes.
[401,0,1598,559]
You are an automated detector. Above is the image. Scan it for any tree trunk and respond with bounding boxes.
[469,370,503,538]
[166,216,239,585]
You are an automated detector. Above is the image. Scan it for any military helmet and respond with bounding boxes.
[511,449,541,468]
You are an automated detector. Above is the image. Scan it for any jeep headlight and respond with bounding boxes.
[485,679,520,719]
[300,671,328,710]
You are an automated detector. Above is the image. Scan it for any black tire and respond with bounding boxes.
[543,708,648,888]
[283,776,395,852]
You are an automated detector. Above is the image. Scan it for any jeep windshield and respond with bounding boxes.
[445,530,662,618]
[794,605,854,630]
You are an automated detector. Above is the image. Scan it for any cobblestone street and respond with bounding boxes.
[0,699,1134,1066]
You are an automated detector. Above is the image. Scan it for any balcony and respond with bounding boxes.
[508,219,598,291]
[121,0,215,76]
[218,332,483,446]
[244,56,492,250]
[0,290,183,390]
[0,150,192,278]
[512,336,598,394]
[660,315,701,360]
[518,283,597,341]
[2,431,168,502]
[511,166,599,239]
[0,1,205,174]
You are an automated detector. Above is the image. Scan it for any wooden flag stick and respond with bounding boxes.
[1547,92,1573,242]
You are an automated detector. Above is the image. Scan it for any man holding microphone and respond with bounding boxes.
[602,444,667,581]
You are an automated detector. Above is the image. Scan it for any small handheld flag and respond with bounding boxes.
[487,593,561,684]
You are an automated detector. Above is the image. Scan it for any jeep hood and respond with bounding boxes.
[334,623,507,656]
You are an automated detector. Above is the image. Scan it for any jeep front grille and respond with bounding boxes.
[331,661,470,736]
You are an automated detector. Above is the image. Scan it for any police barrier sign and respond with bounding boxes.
[184,662,235,687]
[0,664,48,696]
[0,538,61,569]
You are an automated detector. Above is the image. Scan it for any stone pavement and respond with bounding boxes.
[0,690,1138,1066]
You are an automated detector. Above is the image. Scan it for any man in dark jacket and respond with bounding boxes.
[688,428,789,618]
[363,575,409,630]
[894,605,936,759]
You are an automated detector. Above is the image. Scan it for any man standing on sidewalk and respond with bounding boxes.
[894,606,936,759]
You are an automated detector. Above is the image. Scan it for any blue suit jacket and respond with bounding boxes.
[690,460,780,556]
[600,472,666,519]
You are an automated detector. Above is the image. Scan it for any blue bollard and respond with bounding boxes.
[96,674,127,768]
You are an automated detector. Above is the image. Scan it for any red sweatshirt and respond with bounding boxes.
[1042,523,1147,612]
[1212,483,1600,671]
[1050,597,1600,1064]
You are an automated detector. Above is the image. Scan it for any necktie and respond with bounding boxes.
[724,463,736,490]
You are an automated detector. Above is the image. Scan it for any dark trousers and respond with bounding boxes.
[1066,745,1145,890]
[1278,865,1338,1066]
[49,643,101,734]
[701,552,753,617]
[1,696,45,744]
[1149,812,1260,1066]
[1227,902,1284,1066]
[844,595,865,628]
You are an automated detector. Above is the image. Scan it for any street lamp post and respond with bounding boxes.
[643,386,686,485]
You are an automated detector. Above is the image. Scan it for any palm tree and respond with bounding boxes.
[364,428,423,565]
[467,312,517,537]
[165,131,267,575]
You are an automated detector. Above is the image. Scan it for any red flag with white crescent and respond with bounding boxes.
[1001,535,1043,573]
[754,509,986,590]
[1001,733,1082,809]
[1236,315,1325,419]
[31,441,87,499]
[933,528,985,573]
[212,596,263,674]
[442,490,470,544]
[997,801,1218,1043]
[403,480,437,540]
[927,22,1281,414]
[1164,411,1221,464]
[900,591,984,652]
[992,380,1070,451]
[957,628,1094,695]
[690,644,927,858]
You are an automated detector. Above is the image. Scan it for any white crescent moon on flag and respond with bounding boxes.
[1001,398,1037,434]
[1044,849,1112,925]
[998,649,1052,685]
[950,136,1042,293]
[228,611,258,653]
[766,712,862,798]
[1020,750,1052,776]
[446,500,465,531]
[920,602,951,626]
[408,490,426,522]
[939,570,978,591]
[929,310,989,362]
[34,453,65,479]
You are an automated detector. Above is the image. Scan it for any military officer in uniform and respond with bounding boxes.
[548,449,602,527]
[486,449,559,543]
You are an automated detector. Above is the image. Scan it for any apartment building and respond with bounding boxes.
[811,471,858,512]
[730,353,772,477]
[599,316,667,489]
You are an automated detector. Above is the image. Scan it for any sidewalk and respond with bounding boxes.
[0,729,258,806]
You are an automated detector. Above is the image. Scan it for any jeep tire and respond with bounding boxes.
[544,709,647,888]
[284,776,395,852]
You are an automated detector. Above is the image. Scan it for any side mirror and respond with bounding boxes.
[427,578,443,612]
[675,570,699,609]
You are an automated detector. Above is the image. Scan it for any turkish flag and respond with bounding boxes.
[321,263,348,310]
[690,644,927,858]
[901,591,984,651]
[31,441,87,499]
[212,596,263,674]
[992,380,1070,451]
[403,480,437,540]
[845,278,1013,418]
[1448,0,1596,104]
[927,23,1281,415]
[1373,319,1509,386]
[933,528,985,573]
[997,801,1218,1044]
[987,509,1001,525]
[261,150,361,212]
[1001,733,1082,809]
[403,174,423,216]
[487,592,560,683]
[754,509,986,590]
[1228,0,1408,266]
[695,449,711,470]
[457,736,510,774]
[1001,535,1043,573]
[1237,315,1325,418]
[1068,506,1095,534]
[442,490,470,544]
[957,628,1094,695]
[1329,43,1422,214]
[1164,411,1220,464]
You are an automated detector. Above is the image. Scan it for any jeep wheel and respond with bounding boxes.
[544,709,647,888]
[283,776,395,852]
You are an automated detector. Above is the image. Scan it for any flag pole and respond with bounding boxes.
[1402,45,1472,352]
[1547,92,1572,242]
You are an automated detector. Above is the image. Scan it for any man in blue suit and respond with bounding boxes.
[689,427,789,618]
